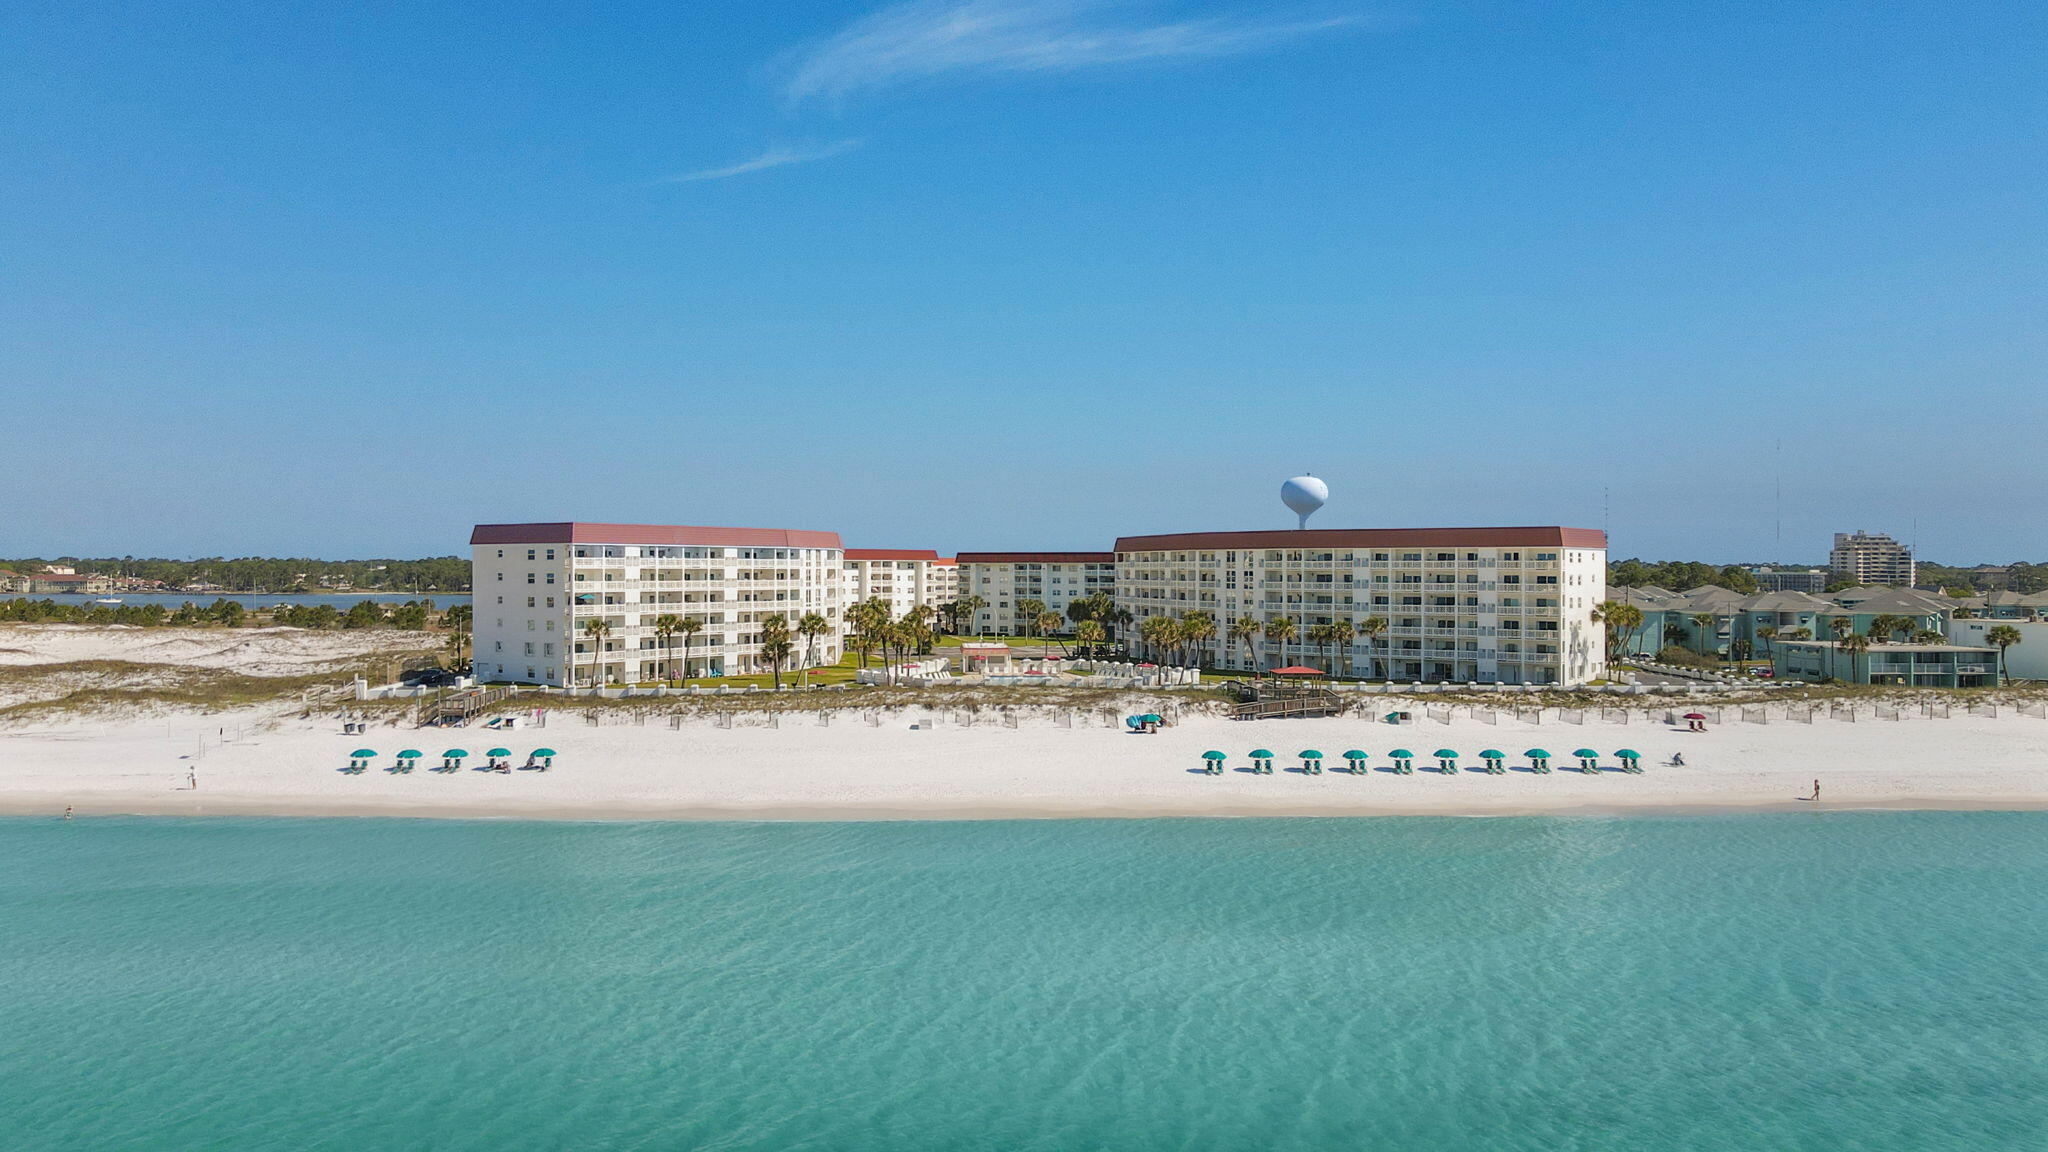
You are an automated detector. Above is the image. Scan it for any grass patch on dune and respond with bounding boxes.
[0,659,385,724]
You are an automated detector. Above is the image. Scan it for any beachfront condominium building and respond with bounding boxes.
[469,522,844,686]
[841,549,960,620]
[956,553,1118,636]
[1830,531,1915,587]
[1114,528,1609,685]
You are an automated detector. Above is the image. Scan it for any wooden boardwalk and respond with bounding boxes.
[419,685,514,727]
[1229,685,1343,720]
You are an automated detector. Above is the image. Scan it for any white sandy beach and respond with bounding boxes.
[4,623,2044,820]
[5,705,2046,820]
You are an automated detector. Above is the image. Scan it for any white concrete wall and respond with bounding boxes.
[1945,618,2048,681]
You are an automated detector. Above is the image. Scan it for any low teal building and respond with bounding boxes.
[1774,640,1998,687]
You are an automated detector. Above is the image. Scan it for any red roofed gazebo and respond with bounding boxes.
[1269,666,1325,676]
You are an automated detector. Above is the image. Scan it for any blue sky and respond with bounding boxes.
[4,1,2043,563]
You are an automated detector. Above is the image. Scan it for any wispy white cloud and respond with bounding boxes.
[781,0,1359,102]
[662,139,864,183]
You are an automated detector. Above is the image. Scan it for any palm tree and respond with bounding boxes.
[1228,615,1261,675]
[1689,613,1717,659]
[1827,616,1854,680]
[1755,624,1777,663]
[1037,611,1066,655]
[953,594,987,639]
[1986,625,2023,684]
[796,612,830,687]
[652,613,682,681]
[1358,614,1388,680]
[581,617,612,687]
[1015,598,1046,640]
[1326,618,1356,676]
[904,603,936,654]
[1911,629,1945,645]
[1178,610,1216,668]
[848,598,890,668]
[1838,631,1871,683]
[758,613,791,689]
[1266,615,1298,671]
[1075,618,1106,656]
[1138,614,1177,663]
[1591,601,1644,668]
[676,616,703,680]
[1306,622,1337,674]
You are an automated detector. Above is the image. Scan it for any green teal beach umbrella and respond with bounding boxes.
[1615,749,1641,760]
[350,748,376,758]
[1525,748,1551,759]
[443,749,468,759]
[1573,748,1600,759]
[1202,750,1227,761]
[1388,748,1414,759]
[486,747,512,758]
[531,748,557,758]
[1479,749,1504,760]
[1343,750,1368,760]
[1249,749,1274,759]
[1433,748,1458,759]
[1300,749,1324,759]
[396,749,422,759]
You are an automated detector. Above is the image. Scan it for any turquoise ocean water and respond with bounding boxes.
[3,813,2044,1151]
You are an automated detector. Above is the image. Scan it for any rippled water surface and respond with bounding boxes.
[3,814,2044,1151]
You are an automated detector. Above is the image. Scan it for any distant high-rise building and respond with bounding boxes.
[1829,531,1915,587]
[1748,566,1829,593]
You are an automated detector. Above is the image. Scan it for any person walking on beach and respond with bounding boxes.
[1811,779,1821,802]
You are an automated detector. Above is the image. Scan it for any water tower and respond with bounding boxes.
[1281,475,1328,529]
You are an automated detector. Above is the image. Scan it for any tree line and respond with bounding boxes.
[0,556,471,592]
[0,596,468,633]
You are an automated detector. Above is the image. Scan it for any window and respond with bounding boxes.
[527,549,536,560]
[526,667,536,680]
[497,573,504,582]
[528,621,535,631]
[493,641,502,652]
[496,550,504,558]
[546,597,554,608]
[546,549,556,560]
[543,643,554,656]
[527,597,536,608]
[524,642,535,656]
[546,573,555,584]
[527,573,535,584]
[546,621,554,631]
[495,596,503,605]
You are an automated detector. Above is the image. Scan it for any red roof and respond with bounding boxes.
[33,573,90,583]
[955,552,1117,564]
[1114,527,1607,552]
[1269,666,1326,675]
[471,522,842,549]
[844,548,941,561]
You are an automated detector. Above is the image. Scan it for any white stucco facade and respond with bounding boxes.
[471,522,844,686]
